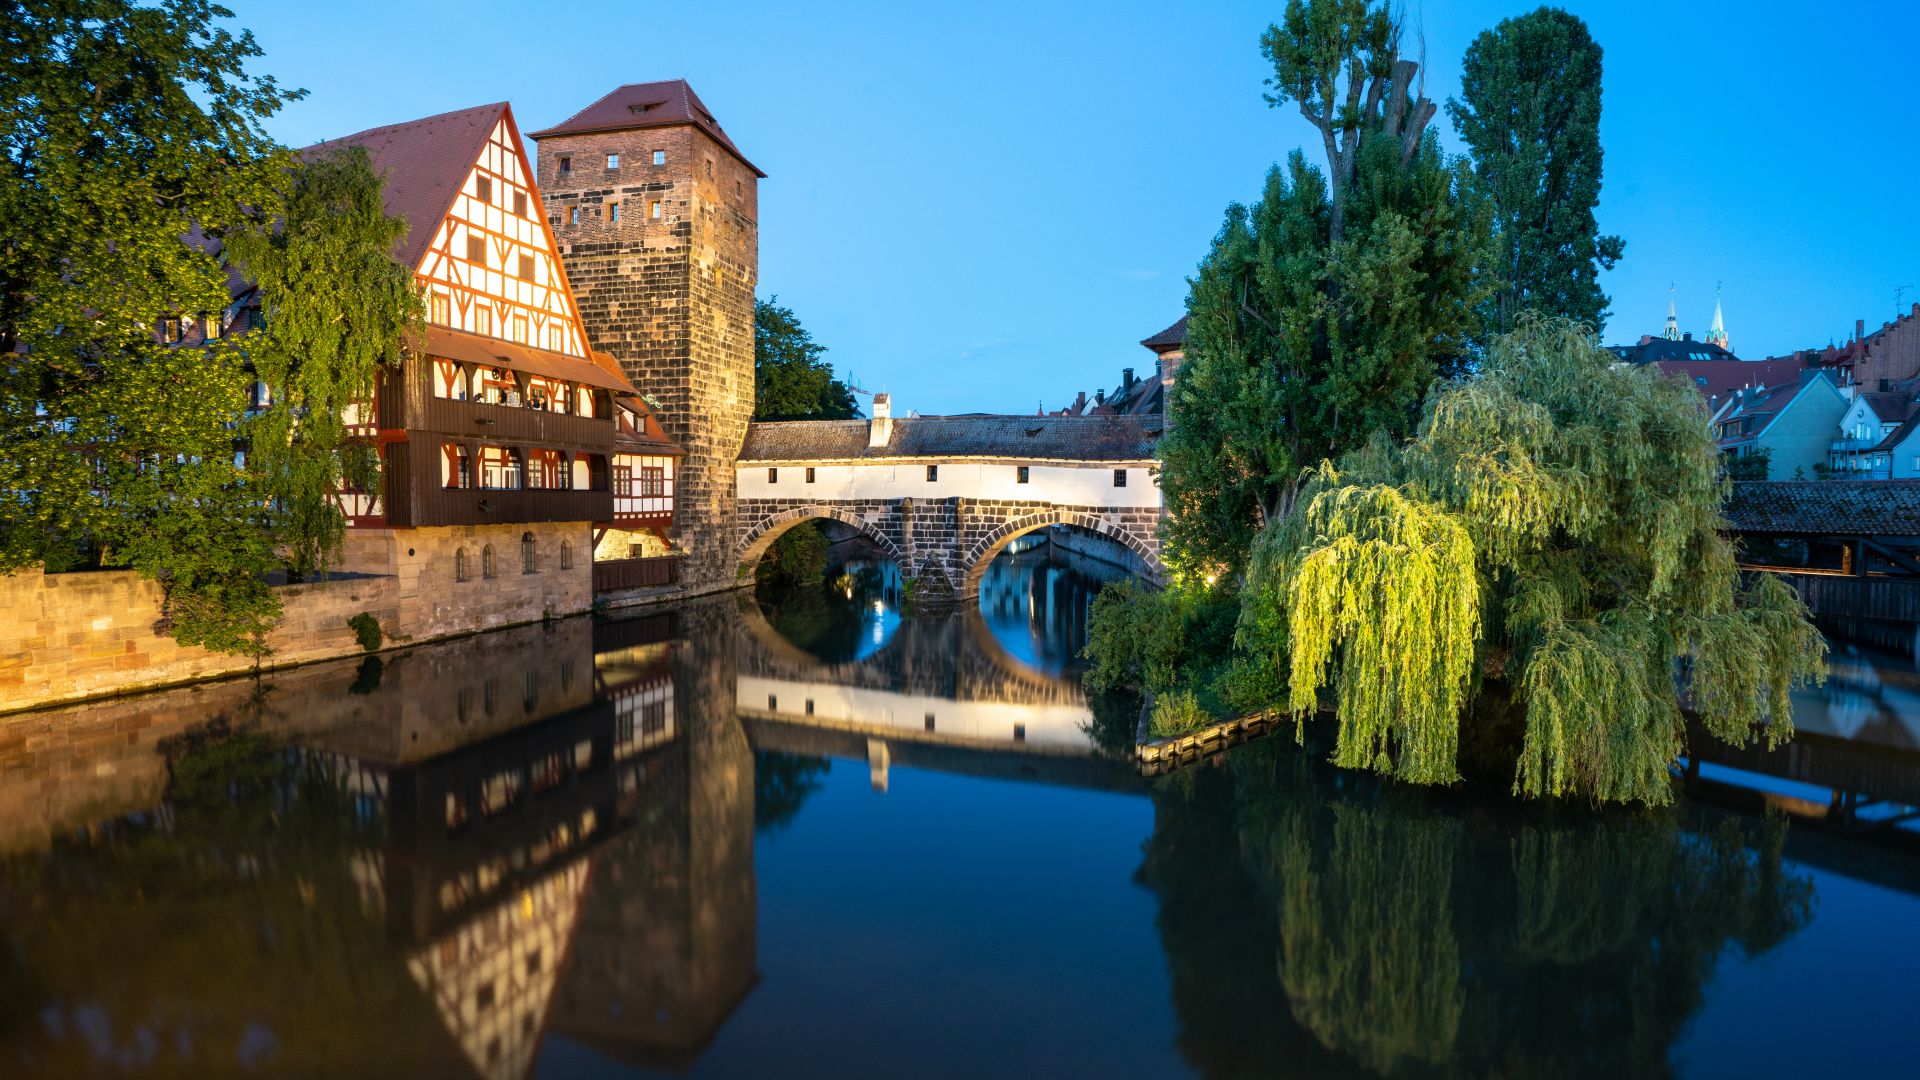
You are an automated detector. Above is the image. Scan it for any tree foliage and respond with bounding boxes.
[1241,318,1826,804]
[1160,2,1493,581]
[754,296,858,421]
[1449,6,1624,334]
[222,145,422,581]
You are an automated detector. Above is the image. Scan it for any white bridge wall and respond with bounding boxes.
[737,458,1161,508]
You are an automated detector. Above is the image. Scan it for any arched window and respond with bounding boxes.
[560,539,574,570]
[455,548,469,582]
[522,531,535,574]
[482,544,496,579]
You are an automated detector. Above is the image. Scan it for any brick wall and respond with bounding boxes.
[537,125,758,594]
[0,521,591,714]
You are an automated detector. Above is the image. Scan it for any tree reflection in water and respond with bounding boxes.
[1141,741,1815,1078]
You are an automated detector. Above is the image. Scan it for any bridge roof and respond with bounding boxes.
[739,414,1161,463]
[1726,479,1920,536]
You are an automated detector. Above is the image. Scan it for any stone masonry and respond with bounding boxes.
[735,497,1165,600]
[535,108,759,594]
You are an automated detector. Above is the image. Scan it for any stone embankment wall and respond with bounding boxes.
[0,521,590,714]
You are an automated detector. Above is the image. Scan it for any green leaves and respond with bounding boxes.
[754,297,858,421]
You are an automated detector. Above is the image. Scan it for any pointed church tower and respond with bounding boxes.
[1662,285,1681,341]
[1707,286,1729,351]
[532,82,762,592]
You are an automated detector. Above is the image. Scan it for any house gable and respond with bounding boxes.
[414,107,592,359]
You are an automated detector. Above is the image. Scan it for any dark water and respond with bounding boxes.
[3,532,1919,1077]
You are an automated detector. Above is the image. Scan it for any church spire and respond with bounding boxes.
[1706,283,1728,350]
[1662,284,1680,340]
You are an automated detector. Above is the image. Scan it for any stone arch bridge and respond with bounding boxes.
[734,411,1165,598]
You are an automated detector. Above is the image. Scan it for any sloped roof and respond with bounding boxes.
[306,102,509,272]
[1611,336,1740,364]
[423,326,633,393]
[1872,404,1920,452]
[1858,391,1918,423]
[739,415,1162,463]
[527,80,763,177]
[1658,357,1811,399]
[1140,315,1188,352]
[1725,480,1920,536]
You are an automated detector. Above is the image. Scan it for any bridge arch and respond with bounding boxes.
[960,509,1164,597]
[736,504,904,580]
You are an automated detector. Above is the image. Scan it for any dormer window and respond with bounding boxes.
[203,313,220,340]
[160,316,181,343]
[628,102,655,115]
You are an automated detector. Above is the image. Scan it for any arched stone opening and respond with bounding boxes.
[736,505,904,582]
[960,511,1163,597]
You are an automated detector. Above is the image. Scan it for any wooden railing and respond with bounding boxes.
[593,556,680,593]
[1747,568,1920,623]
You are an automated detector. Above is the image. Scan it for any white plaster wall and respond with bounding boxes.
[736,459,1161,507]
[736,675,1095,752]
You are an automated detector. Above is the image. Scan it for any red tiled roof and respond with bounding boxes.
[1653,357,1810,399]
[305,102,510,273]
[1140,315,1188,352]
[1726,480,1920,536]
[422,325,634,394]
[527,80,763,177]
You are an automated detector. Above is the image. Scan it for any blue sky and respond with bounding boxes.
[236,1,1920,415]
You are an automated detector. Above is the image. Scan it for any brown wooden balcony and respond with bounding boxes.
[413,395,613,448]
[410,486,613,527]
[593,556,680,592]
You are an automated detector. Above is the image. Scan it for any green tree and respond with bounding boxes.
[0,0,300,652]
[1449,7,1625,334]
[754,296,858,421]
[1158,0,1493,581]
[1241,317,1825,804]
[222,145,422,581]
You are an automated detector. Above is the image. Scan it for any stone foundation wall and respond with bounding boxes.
[0,521,592,714]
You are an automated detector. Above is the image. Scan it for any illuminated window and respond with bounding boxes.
[160,316,181,343]
[650,201,662,221]
[203,312,220,340]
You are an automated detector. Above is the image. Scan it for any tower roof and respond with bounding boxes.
[306,101,511,272]
[1140,315,1188,352]
[1707,287,1729,350]
[1662,285,1680,341]
[527,80,763,177]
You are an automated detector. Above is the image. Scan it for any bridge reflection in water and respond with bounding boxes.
[3,576,1920,1074]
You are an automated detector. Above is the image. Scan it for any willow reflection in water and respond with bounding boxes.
[1140,741,1817,1079]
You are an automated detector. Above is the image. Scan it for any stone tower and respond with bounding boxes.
[530,82,761,591]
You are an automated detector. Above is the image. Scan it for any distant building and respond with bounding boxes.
[1713,370,1850,479]
[1043,315,1186,418]
[1830,391,1917,475]
[1800,305,1920,393]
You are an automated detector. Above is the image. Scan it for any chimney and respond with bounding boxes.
[1857,318,1866,342]
[1683,332,1693,341]
[1123,367,1135,390]
[868,392,892,448]
[1071,391,1087,416]
[1095,389,1106,405]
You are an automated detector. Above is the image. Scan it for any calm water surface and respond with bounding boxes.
[3,533,1918,1078]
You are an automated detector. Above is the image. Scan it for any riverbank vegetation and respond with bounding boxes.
[1089,1,1826,804]
[1,1,420,656]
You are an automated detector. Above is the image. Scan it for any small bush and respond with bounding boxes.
[1213,655,1287,714]
[347,612,383,653]
[1149,689,1211,739]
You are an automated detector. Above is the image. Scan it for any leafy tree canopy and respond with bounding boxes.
[1449,6,1624,334]
[1239,318,1825,804]
[1159,0,1493,581]
[754,297,858,421]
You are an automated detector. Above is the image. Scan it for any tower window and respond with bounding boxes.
[1113,469,1128,487]
[926,465,938,482]
[518,253,534,279]
[706,159,713,179]
[513,191,527,217]
[650,201,662,221]
[466,236,485,264]
[1016,466,1030,484]
[608,201,620,223]
[475,176,491,203]
[652,149,666,166]
[606,153,619,169]
[570,206,579,226]
[558,156,571,174]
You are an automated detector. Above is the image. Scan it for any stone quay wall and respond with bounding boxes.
[0,520,591,715]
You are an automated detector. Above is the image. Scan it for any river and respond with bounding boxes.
[2,532,1917,1077]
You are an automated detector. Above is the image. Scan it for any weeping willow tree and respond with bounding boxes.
[223,145,422,582]
[1240,317,1826,804]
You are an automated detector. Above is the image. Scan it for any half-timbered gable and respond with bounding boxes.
[305,102,682,535]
